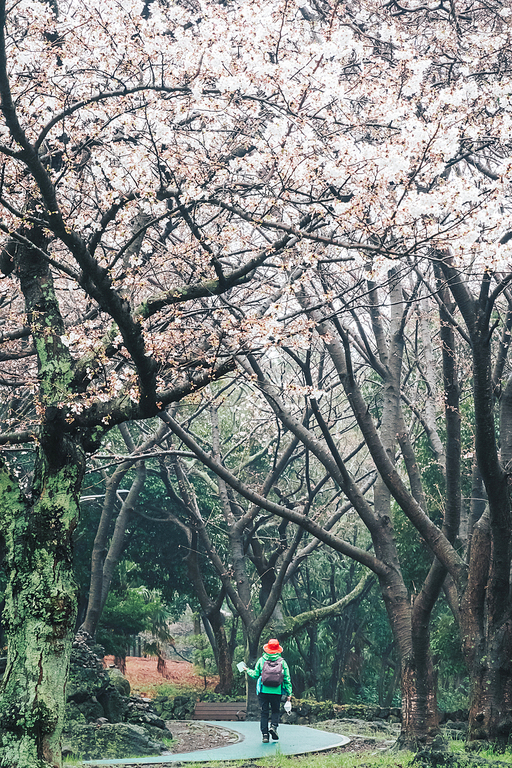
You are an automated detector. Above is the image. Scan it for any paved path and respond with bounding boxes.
[83,722,350,765]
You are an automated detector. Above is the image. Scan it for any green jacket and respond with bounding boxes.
[246,652,292,696]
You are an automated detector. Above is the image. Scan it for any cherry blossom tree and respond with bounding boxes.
[0,0,511,762]
[435,256,512,746]
[289,254,512,747]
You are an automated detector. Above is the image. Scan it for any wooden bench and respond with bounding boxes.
[193,701,246,721]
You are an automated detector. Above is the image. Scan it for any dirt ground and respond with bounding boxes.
[165,720,243,753]
[103,655,219,695]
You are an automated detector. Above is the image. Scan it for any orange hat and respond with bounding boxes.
[263,638,283,653]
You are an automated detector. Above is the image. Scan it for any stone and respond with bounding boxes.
[125,695,167,729]
[67,631,110,711]
[97,683,127,723]
[106,666,131,698]
[140,723,174,743]
[64,631,169,760]
[76,697,104,723]
[95,717,109,727]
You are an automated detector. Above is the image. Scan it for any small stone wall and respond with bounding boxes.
[152,693,197,720]
[286,701,468,725]
[278,700,400,724]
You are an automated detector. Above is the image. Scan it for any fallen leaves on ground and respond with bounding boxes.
[103,654,219,695]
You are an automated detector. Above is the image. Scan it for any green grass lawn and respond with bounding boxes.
[183,746,512,768]
[253,751,416,768]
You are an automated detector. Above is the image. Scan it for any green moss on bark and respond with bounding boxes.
[0,453,84,768]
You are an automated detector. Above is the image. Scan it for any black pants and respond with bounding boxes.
[259,692,281,734]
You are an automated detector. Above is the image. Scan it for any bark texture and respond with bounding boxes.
[0,446,84,768]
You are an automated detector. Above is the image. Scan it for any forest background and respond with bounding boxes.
[0,0,511,766]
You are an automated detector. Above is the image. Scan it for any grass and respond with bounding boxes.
[312,717,399,741]
[259,751,415,768]
[63,756,84,766]
[62,714,512,768]
[64,754,413,768]
[477,751,512,764]
[183,749,416,768]
[450,740,512,764]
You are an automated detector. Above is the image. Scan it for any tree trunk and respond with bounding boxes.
[0,446,84,768]
[0,227,85,767]
[305,624,320,699]
[245,633,261,721]
[377,562,440,748]
[208,612,234,695]
[399,654,439,749]
[370,273,440,747]
[440,260,512,744]
[378,650,400,708]
[466,619,512,744]
[460,508,512,744]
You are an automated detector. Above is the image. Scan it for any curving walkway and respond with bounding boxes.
[83,722,350,765]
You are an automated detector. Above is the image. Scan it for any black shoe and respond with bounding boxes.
[269,725,279,740]
[262,734,269,743]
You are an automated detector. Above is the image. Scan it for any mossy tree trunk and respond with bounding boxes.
[0,450,84,768]
[0,229,85,768]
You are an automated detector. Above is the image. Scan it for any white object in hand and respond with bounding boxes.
[237,661,247,672]
[284,700,292,713]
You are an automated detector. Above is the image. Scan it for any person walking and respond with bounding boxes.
[244,638,292,743]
